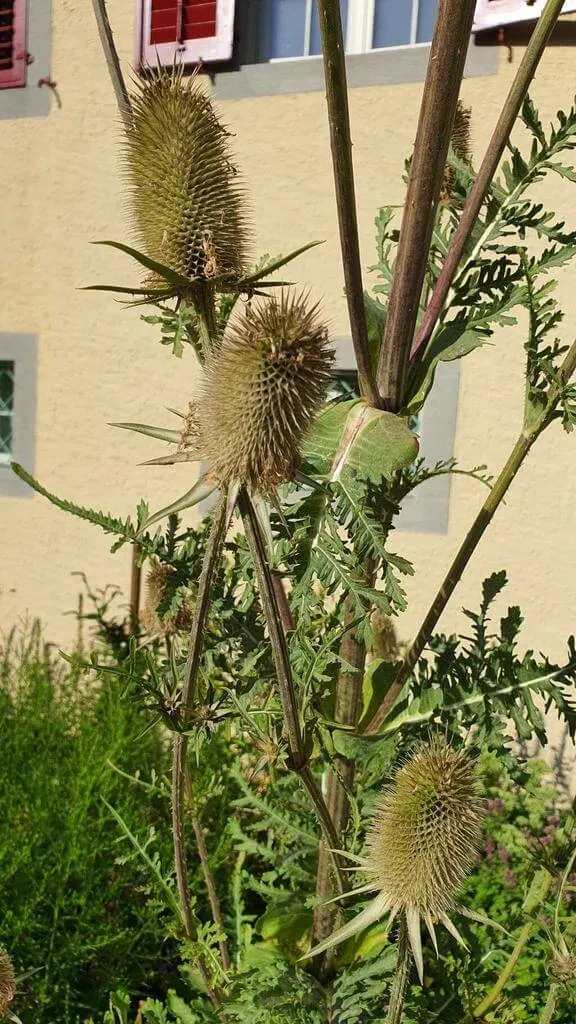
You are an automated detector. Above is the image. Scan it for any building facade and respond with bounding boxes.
[0,1,574,692]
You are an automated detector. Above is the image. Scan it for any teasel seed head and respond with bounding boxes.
[301,743,484,982]
[141,560,192,636]
[124,68,250,283]
[0,947,15,1016]
[198,292,334,492]
[365,743,484,922]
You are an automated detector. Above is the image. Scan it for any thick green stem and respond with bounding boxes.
[539,984,560,1024]
[316,0,379,408]
[411,0,566,362]
[365,339,576,734]
[376,0,477,410]
[238,488,346,895]
[314,602,367,948]
[469,921,533,1020]
[91,0,132,129]
[386,917,412,1024]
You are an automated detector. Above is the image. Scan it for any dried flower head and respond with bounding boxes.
[197,292,334,492]
[441,100,473,205]
[302,743,484,981]
[549,949,576,984]
[0,947,15,1016]
[124,68,250,282]
[141,560,192,636]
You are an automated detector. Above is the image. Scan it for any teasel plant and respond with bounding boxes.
[9,0,576,1018]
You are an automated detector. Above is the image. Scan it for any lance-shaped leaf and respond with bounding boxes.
[92,240,197,293]
[137,475,217,534]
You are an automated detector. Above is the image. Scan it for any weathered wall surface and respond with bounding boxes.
[0,3,574,686]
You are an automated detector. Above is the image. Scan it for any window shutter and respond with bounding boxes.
[140,0,236,68]
[0,0,27,89]
[474,0,576,32]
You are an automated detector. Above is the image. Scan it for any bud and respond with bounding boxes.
[124,68,250,283]
[0,947,15,1016]
[141,560,192,636]
[198,292,334,492]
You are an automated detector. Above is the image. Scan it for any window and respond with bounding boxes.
[0,335,37,498]
[0,0,27,89]
[0,361,14,465]
[136,1,497,101]
[0,0,52,119]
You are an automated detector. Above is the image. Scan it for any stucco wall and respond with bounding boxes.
[0,3,574,685]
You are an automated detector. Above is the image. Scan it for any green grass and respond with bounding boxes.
[0,624,177,1024]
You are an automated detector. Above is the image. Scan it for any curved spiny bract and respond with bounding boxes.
[124,68,250,283]
[198,292,334,492]
[365,743,484,922]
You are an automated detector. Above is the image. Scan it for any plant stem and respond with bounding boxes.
[129,543,142,634]
[314,602,367,947]
[411,0,566,363]
[171,496,229,1006]
[376,0,477,410]
[468,921,533,1020]
[386,916,412,1024]
[364,339,576,734]
[539,984,560,1024]
[184,768,232,973]
[238,488,346,894]
[91,0,132,129]
[316,0,379,408]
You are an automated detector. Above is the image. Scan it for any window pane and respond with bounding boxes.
[373,0,413,48]
[263,0,307,59]
[0,360,14,459]
[310,0,348,56]
[417,0,439,43]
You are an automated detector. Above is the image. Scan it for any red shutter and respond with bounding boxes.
[139,0,235,68]
[0,0,27,89]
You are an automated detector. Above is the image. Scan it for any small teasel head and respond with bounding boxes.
[123,67,250,283]
[0,947,15,1016]
[441,100,473,205]
[198,291,334,492]
[301,742,484,982]
[141,560,192,636]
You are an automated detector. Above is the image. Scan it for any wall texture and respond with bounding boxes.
[0,3,574,696]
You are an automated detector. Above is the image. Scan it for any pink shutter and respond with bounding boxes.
[140,0,235,68]
[474,0,576,32]
[0,0,27,89]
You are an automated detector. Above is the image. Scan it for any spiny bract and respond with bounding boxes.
[124,68,250,282]
[302,743,484,982]
[0,947,15,1015]
[197,292,334,492]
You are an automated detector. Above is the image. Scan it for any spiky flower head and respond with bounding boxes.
[441,100,473,205]
[0,947,15,1016]
[197,292,334,492]
[366,744,483,920]
[124,68,250,282]
[141,560,192,636]
[302,743,484,982]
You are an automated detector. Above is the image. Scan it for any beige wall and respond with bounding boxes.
[0,3,574,685]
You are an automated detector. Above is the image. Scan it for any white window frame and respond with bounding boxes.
[0,334,37,499]
[0,0,53,121]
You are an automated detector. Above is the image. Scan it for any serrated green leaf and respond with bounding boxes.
[407,325,487,414]
[363,292,386,375]
[303,401,417,484]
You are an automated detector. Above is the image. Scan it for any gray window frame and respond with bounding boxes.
[332,335,460,534]
[0,0,53,120]
[0,334,37,498]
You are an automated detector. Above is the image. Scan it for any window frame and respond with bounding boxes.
[0,334,37,499]
[0,0,52,120]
